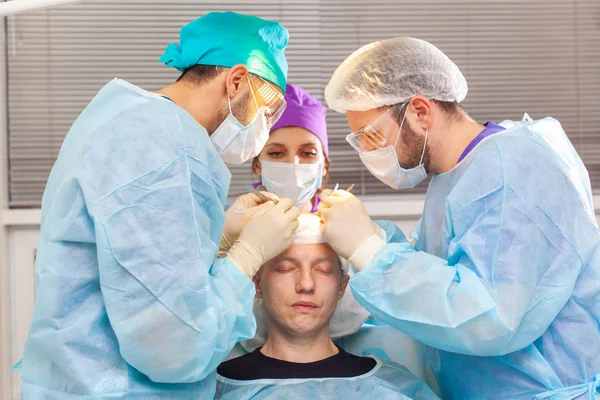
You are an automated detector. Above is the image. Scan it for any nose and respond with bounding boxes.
[277,153,297,163]
[296,267,315,294]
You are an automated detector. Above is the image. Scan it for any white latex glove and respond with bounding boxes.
[227,198,301,279]
[219,192,280,257]
[318,190,385,270]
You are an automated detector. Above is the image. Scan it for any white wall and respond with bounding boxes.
[6,226,38,399]
[0,12,15,400]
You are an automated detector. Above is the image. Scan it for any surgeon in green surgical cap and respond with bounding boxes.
[18,11,301,399]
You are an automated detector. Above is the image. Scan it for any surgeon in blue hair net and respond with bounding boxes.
[320,37,600,399]
[18,12,301,399]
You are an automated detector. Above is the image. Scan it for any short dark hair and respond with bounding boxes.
[389,99,466,123]
[176,64,226,86]
[432,100,465,116]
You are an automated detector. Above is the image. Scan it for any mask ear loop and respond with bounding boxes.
[418,129,428,166]
[226,90,233,115]
[247,75,260,112]
[227,75,262,126]
[393,102,409,149]
[393,100,427,168]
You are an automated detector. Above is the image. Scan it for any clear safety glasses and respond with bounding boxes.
[249,74,287,128]
[346,103,407,153]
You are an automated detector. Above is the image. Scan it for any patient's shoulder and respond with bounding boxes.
[217,350,261,380]
[336,351,377,376]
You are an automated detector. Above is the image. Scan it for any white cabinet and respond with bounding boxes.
[6,226,39,400]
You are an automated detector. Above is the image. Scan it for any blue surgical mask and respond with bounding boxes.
[260,160,324,207]
[359,144,427,189]
[210,78,269,165]
[356,108,428,189]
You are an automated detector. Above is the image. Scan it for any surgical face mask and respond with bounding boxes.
[261,160,324,207]
[356,107,428,189]
[210,79,269,165]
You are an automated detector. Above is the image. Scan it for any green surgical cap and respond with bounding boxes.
[159,12,289,92]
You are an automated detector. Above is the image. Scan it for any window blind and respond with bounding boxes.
[5,0,598,207]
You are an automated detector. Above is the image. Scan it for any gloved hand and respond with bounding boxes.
[219,192,280,257]
[319,188,334,201]
[227,198,301,279]
[318,190,385,269]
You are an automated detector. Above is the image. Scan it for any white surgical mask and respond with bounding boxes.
[357,109,428,189]
[211,79,269,165]
[260,160,324,207]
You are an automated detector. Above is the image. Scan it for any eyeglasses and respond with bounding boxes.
[345,103,407,153]
[249,74,287,128]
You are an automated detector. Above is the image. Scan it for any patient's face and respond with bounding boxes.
[255,243,349,337]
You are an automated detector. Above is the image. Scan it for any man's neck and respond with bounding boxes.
[434,118,486,174]
[157,81,222,134]
[260,327,339,363]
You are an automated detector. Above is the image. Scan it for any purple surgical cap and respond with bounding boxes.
[270,84,328,155]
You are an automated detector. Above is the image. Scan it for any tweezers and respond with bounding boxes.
[252,187,279,204]
[332,183,355,193]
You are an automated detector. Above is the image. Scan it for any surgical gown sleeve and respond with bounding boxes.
[374,219,412,244]
[89,118,256,383]
[351,187,583,357]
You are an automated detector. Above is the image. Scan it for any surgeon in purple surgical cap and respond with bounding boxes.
[251,84,330,213]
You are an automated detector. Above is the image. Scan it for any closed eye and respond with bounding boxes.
[313,263,333,274]
[275,262,297,272]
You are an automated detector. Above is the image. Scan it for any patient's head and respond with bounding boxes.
[253,214,350,338]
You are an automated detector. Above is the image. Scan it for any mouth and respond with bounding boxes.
[292,301,318,311]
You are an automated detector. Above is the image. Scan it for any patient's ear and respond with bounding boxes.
[338,274,350,300]
[253,269,263,298]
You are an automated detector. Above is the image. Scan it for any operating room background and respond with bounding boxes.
[0,0,598,398]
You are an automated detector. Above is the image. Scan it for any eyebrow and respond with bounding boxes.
[274,256,335,266]
[311,257,335,265]
[265,142,319,148]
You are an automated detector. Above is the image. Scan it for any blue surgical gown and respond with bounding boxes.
[19,79,256,399]
[214,358,440,399]
[350,116,600,399]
